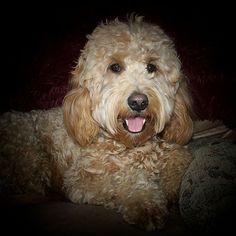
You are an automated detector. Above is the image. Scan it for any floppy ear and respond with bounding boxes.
[63,54,100,146]
[63,87,100,146]
[162,79,193,145]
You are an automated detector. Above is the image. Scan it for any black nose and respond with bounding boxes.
[128,93,149,112]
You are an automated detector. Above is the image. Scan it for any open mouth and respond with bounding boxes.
[123,116,146,133]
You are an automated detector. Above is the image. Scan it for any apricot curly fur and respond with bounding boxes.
[0,16,193,231]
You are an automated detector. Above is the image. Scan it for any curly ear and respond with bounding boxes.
[162,80,193,145]
[63,87,100,147]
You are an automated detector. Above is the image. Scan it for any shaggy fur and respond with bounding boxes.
[0,16,193,230]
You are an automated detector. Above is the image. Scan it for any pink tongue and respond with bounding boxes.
[125,117,146,133]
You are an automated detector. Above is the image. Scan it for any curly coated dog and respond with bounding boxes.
[0,16,193,230]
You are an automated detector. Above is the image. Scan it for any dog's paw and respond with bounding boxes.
[122,201,169,231]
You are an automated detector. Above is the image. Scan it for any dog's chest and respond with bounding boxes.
[76,139,165,175]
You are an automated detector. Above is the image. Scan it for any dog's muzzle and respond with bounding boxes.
[122,92,149,133]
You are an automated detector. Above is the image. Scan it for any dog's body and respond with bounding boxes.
[0,16,193,230]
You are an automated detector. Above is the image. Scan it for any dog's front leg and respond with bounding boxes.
[114,168,169,231]
[63,166,168,231]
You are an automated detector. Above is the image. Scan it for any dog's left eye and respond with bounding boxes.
[109,63,122,73]
[146,63,157,73]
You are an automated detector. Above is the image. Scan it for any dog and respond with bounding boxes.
[0,16,193,231]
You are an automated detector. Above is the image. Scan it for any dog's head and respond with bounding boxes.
[63,16,193,147]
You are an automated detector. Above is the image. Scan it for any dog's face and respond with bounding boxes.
[63,17,193,147]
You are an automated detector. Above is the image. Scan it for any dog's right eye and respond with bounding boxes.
[109,63,122,73]
[146,63,157,73]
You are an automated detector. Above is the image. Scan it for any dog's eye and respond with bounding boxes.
[109,63,122,73]
[146,63,157,73]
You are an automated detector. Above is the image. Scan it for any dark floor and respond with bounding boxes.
[0,194,195,236]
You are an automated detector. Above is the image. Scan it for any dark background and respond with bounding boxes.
[2,3,236,129]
